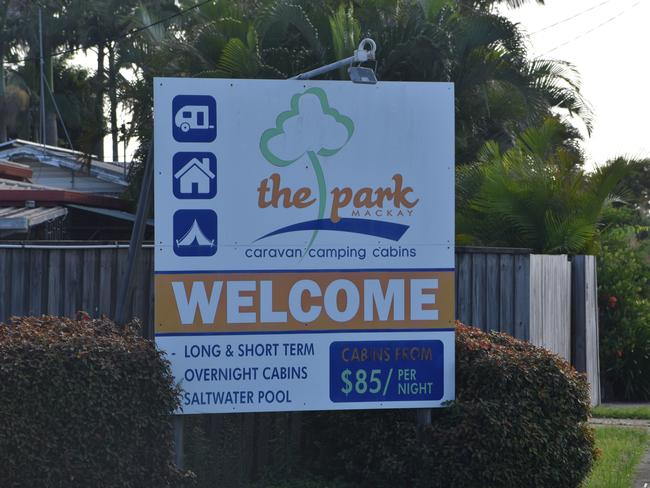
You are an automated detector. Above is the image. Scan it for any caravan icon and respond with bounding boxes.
[175,106,214,133]
[172,95,217,142]
[173,209,218,256]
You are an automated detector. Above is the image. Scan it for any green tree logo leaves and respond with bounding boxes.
[259,87,355,248]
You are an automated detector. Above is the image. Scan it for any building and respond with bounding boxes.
[0,140,152,240]
[0,139,128,195]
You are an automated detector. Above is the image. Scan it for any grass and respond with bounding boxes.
[583,426,648,488]
[592,404,650,420]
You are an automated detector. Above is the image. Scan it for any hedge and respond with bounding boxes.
[597,222,650,400]
[0,316,194,488]
[298,323,596,488]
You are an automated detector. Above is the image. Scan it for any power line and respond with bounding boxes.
[530,0,615,35]
[16,0,214,64]
[543,0,642,54]
[109,0,213,44]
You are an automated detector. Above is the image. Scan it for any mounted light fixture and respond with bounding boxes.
[290,38,378,84]
[348,66,377,84]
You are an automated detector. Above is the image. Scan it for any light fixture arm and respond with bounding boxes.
[290,38,377,81]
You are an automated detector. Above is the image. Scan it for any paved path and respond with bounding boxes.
[590,417,650,428]
[633,449,650,488]
[590,417,650,487]
[601,403,650,409]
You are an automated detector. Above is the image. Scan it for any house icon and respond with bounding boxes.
[172,153,217,199]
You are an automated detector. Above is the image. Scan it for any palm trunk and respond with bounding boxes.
[37,13,58,147]
[95,44,105,160]
[108,43,118,162]
[45,55,57,146]
[0,2,8,144]
[0,41,7,143]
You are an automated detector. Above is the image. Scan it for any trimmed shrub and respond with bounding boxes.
[298,324,595,488]
[0,316,194,488]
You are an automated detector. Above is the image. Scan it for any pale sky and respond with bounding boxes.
[502,0,650,168]
[74,0,650,167]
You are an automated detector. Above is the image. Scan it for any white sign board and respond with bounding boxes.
[154,78,455,414]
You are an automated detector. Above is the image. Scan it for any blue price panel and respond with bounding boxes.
[329,340,444,403]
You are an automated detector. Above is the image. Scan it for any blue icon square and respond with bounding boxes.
[172,95,216,142]
[173,210,218,256]
[173,152,217,199]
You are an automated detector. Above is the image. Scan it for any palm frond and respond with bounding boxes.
[457,118,631,254]
[329,3,361,61]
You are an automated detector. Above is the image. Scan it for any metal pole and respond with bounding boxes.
[416,408,432,427]
[290,55,356,80]
[116,140,184,467]
[173,416,184,469]
[122,124,127,177]
[290,38,376,81]
[38,8,45,146]
[114,143,153,329]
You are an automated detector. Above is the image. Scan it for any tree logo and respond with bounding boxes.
[257,87,411,247]
[259,87,354,248]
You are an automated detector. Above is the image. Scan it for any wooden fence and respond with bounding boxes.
[0,244,155,337]
[572,255,601,406]
[529,254,573,361]
[455,247,530,339]
[454,247,600,404]
[0,243,600,398]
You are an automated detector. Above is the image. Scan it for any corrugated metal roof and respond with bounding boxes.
[0,159,32,180]
[0,139,129,188]
[0,178,130,210]
[0,178,54,190]
[0,206,67,231]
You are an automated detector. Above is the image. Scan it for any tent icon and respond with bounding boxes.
[173,210,218,257]
[175,219,215,248]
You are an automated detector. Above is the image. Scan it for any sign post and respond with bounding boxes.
[154,78,455,415]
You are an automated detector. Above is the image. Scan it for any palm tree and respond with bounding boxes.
[607,158,650,216]
[68,0,176,160]
[457,117,629,254]
[342,0,590,163]
[0,0,30,142]
[130,0,589,162]
[0,0,12,142]
[6,0,81,146]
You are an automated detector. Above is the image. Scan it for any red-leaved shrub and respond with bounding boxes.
[297,323,595,488]
[0,316,195,488]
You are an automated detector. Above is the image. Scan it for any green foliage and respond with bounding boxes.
[290,324,595,488]
[592,405,650,420]
[0,316,194,488]
[1,0,588,181]
[598,222,650,401]
[612,158,650,215]
[457,118,630,253]
[24,61,103,155]
[122,0,590,170]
